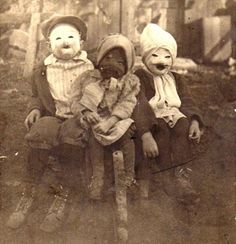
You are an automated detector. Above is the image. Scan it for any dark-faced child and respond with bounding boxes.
[71,34,140,199]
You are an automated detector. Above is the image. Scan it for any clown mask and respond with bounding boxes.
[144,48,173,76]
[49,23,82,60]
[98,48,127,79]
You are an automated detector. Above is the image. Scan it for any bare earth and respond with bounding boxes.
[0,62,235,244]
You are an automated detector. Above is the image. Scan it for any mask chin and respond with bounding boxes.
[153,68,168,75]
[53,49,74,60]
[99,65,125,79]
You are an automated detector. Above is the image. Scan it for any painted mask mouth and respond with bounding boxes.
[63,45,71,49]
[155,64,167,70]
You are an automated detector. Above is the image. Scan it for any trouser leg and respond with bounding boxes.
[171,118,191,165]
[170,118,200,205]
[26,148,49,184]
[153,119,172,169]
[134,135,151,199]
[113,128,135,185]
[134,136,150,180]
[88,133,104,200]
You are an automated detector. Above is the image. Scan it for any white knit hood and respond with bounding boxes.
[140,23,177,63]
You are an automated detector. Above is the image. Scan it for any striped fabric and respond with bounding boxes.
[45,51,94,118]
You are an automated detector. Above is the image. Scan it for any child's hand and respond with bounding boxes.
[24,109,41,130]
[93,116,119,134]
[84,111,101,124]
[142,132,159,158]
[93,120,113,134]
[189,120,202,143]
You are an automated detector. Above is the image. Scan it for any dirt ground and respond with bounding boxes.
[0,61,235,244]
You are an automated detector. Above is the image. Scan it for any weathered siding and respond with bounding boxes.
[202,16,231,62]
[85,0,121,53]
[121,0,185,55]
[2,0,231,64]
[183,0,226,60]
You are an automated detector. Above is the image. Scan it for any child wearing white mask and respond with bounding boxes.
[133,23,204,205]
[7,15,93,229]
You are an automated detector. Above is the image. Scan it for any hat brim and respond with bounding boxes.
[41,15,87,41]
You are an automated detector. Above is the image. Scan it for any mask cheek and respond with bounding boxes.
[51,46,61,56]
[146,61,156,72]
[73,40,81,51]
[51,42,63,53]
[166,59,172,67]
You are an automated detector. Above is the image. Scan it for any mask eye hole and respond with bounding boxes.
[152,53,158,57]
[56,37,61,40]
[165,55,171,59]
[68,36,74,39]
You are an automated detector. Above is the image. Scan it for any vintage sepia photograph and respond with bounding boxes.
[0,0,235,243]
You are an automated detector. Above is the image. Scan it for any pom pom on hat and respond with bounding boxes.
[140,23,177,61]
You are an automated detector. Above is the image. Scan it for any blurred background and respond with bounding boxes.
[0,0,234,65]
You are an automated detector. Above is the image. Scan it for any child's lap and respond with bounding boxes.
[25,116,88,149]
[152,117,189,139]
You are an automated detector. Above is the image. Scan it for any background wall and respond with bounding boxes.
[0,0,233,62]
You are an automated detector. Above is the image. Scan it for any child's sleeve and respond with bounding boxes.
[71,70,102,116]
[79,82,104,113]
[27,67,44,114]
[111,73,140,119]
[132,69,157,137]
[175,73,204,128]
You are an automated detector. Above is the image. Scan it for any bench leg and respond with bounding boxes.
[113,151,128,244]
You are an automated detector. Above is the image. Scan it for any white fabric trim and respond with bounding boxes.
[149,73,186,127]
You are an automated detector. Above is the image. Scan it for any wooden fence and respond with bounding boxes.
[0,0,185,77]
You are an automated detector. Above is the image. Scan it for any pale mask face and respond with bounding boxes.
[49,23,82,60]
[145,48,172,75]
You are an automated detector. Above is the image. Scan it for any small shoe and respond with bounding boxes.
[40,187,69,233]
[174,167,200,205]
[6,184,36,229]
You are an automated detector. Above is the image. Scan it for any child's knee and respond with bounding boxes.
[59,118,88,147]
[25,116,62,149]
[173,118,189,137]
